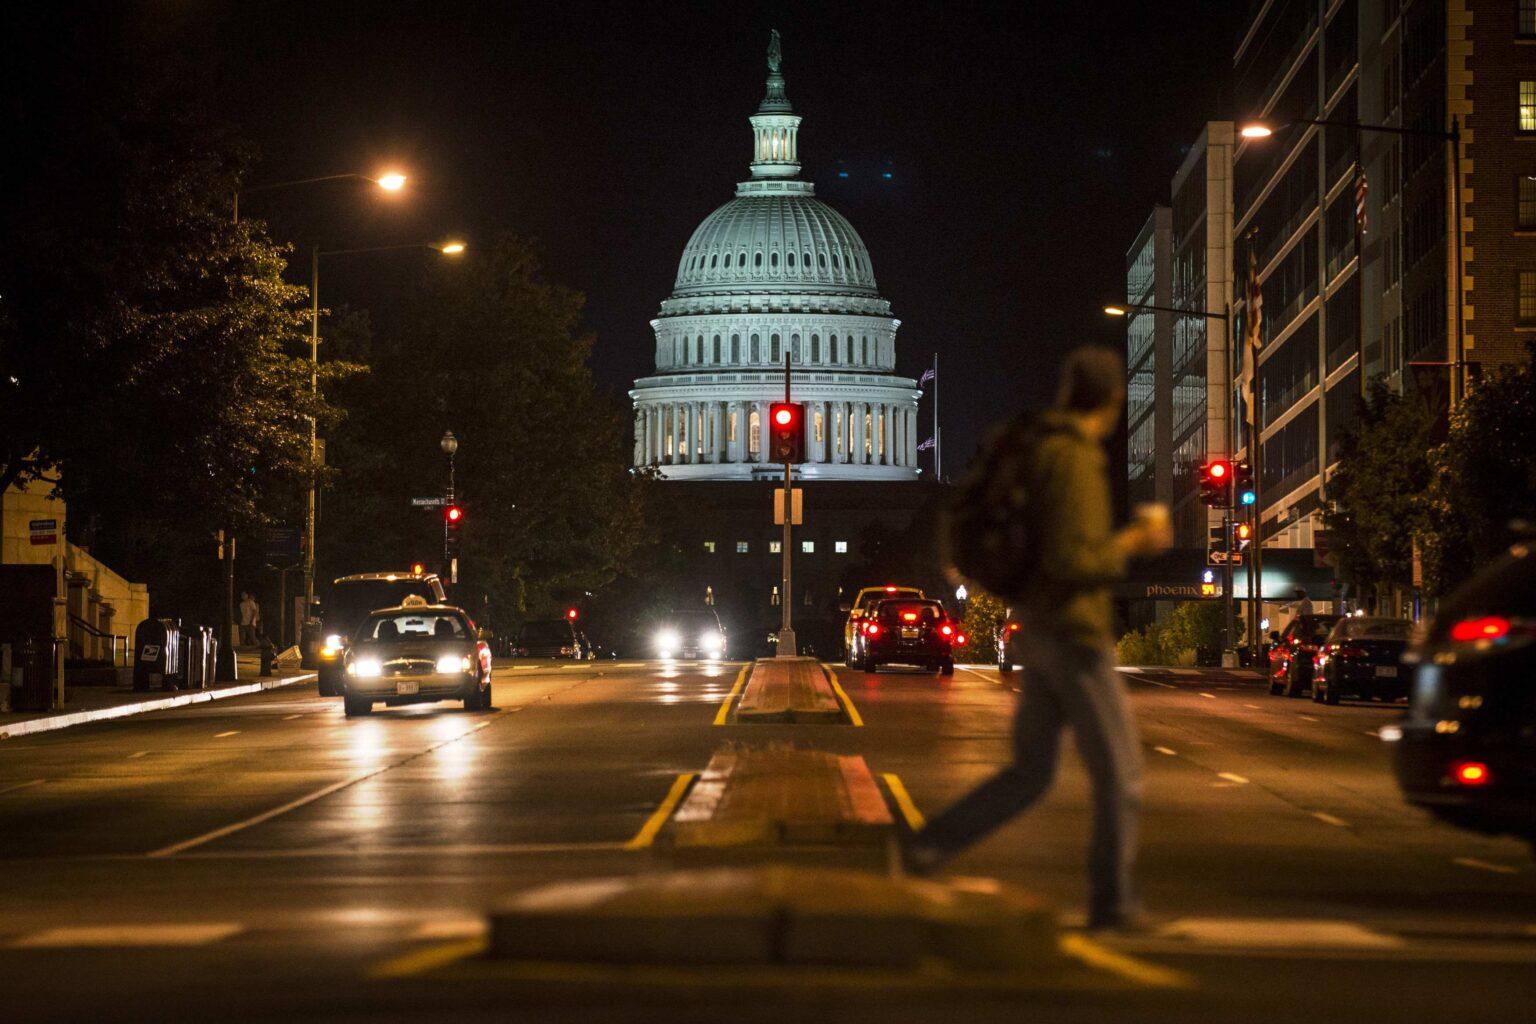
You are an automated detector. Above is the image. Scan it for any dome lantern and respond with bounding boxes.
[748,29,802,183]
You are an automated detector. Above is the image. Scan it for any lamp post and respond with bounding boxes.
[1240,116,1466,402]
[233,171,406,224]
[440,430,458,584]
[1105,301,1243,659]
[302,242,467,620]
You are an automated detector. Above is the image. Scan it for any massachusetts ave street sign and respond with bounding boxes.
[28,518,58,545]
[411,497,446,508]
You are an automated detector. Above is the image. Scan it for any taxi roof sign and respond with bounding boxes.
[400,594,430,608]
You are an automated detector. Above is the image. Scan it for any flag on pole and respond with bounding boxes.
[919,367,936,386]
[1353,163,1369,235]
[1244,245,1264,352]
[916,436,936,452]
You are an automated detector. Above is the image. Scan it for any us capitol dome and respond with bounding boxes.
[630,32,922,481]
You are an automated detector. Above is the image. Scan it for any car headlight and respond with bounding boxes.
[437,654,471,674]
[702,634,722,652]
[321,634,344,659]
[656,630,679,651]
[352,659,382,678]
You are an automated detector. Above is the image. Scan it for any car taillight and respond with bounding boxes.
[902,612,918,622]
[867,624,881,636]
[1452,762,1491,786]
[956,633,968,645]
[1334,645,1367,658]
[940,624,954,637]
[1008,623,1020,632]
[1449,616,1511,643]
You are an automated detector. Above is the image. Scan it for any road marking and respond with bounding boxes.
[1058,934,1194,989]
[881,773,925,830]
[1160,918,1401,949]
[1312,812,1349,828]
[160,841,628,860]
[0,779,45,796]
[369,938,487,979]
[825,669,864,727]
[623,772,696,851]
[283,714,303,721]
[10,924,243,948]
[1198,692,1217,700]
[409,918,487,940]
[712,665,750,726]
[128,751,150,759]
[1454,857,1520,875]
[214,731,240,738]
[1243,704,1262,710]
[1153,746,1177,757]
[1217,773,1250,784]
[1297,714,1319,722]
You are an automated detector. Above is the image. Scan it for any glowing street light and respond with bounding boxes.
[1238,122,1274,139]
[376,172,407,191]
[438,242,467,254]
[1103,305,1130,317]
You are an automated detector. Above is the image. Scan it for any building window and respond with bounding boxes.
[736,541,749,553]
[755,252,763,268]
[803,588,814,606]
[801,540,815,553]
[703,541,716,553]
[830,334,839,364]
[751,334,760,362]
[771,251,779,268]
[1520,270,1536,323]
[1521,176,1536,231]
[748,409,761,454]
[696,336,705,362]
[705,586,715,605]
[728,410,738,443]
[1522,81,1536,132]
[811,335,820,362]
[771,334,781,362]
[791,334,801,362]
[771,585,780,606]
[731,334,741,361]
[1522,0,1536,37]
[769,540,782,554]
[787,251,795,267]
[834,540,848,553]
[713,335,721,362]
[814,409,824,443]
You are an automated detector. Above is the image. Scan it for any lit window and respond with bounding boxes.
[801,541,815,554]
[814,409,824,443]
[1520,270,1536,323]
[736,541,749,554]
[748,410,761,454]
[771,585,780,606]
[705,586,714,606]
[1520,176,1536,231]
[835,541,848,554]
[1522,81,1536,132]
[769,540,782,554]
[703,541,716,553]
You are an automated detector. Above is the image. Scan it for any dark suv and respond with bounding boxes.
[314,572,447,696]
[1395,542,1536,855]
[860,598,964,676]
[515,619,593,659]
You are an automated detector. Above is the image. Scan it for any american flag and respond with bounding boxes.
[916,436,936,451]
[919,367,936,385]
[1354,164,1369,235]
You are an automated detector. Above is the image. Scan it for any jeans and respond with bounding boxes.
[912,638,1143,924]
[239,624,258,646]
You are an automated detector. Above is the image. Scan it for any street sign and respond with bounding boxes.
[262,527,302,569]
[1207,549,1244,566]
[411,496,447,508]
[28,518,58,545]
[773,488,803,525]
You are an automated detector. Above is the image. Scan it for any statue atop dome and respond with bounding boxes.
[767,29,782,72]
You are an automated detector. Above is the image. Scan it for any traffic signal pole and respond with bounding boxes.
[778,353,796,657]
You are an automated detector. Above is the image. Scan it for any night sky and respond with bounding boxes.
[10,1,1248,471]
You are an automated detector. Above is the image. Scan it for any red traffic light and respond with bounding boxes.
[445,505,463,524]
[767,402,807,463]
[1234,523,1253,542]
[566,607,579,621]
[773,407,794,426]
[1208,460,1230,479]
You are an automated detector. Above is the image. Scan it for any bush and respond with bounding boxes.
[1115,601,1222,666]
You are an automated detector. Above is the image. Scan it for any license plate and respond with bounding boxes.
[1374,666,1397,678]
[396,680,420,695]
[901,628,919,640]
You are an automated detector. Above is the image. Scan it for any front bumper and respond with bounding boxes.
[345,671,477,700]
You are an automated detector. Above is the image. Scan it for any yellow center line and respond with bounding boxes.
[623,772,696,851]
[712,665,751,726]
[824,668,864,727]
[1058,934,1194,989]
[368,938,487,979]
[881,773,925,830]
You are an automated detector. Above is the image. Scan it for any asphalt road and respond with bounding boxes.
[0,657,1532,1022]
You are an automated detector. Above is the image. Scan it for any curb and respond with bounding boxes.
[0,673,318,740]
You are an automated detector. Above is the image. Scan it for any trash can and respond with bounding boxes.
[11,638,56,712]
[133,619,181,692]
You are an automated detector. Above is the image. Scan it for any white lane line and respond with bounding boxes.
[128,751,150,759]
[10,924,243,948]
[1312,812,1349,828]
[1153,746,1178,756]
[1217,772,1250,784]
[214,731,240,738]
[0,779,45,796]
[1199,692,1218,700]
[1160,918,1403,949]
[283,714,303,721]
[1244,704,1262,710]
[1298,714,1320,722]
[1454,857,1520,875]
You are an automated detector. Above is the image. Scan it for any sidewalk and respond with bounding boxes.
[0,654,317,740]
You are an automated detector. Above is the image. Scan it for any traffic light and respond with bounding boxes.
[1198,458,1233,506]
[444,505,462,557]
[565,607,579,621]
[767,402,806,463]
[1234,461,1255,506]
[444,505,463,525]
[1233,522,1253,548]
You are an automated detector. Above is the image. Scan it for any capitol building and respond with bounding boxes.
[630,36,922,481]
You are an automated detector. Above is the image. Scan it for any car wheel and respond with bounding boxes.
[941,659,955,677]
[867,659,879,674]
[1324,680,1341,705]
[343,695,372,717]
[1312,678,1326,703]
[1283,664,1305,698]
[1269,673,1284,696]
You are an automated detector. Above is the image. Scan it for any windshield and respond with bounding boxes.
[326,581,437,634]
[664,612,720,633]
[878,601,944,624]
[1337,618,1416,640]
[519,621,574,643]
[357,610,467,642]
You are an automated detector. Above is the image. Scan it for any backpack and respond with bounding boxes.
[941,412,1062,598]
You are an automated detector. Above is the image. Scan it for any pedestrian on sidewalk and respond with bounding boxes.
[908,346,1173,931]
[239,591,261,647]
[1290,586,1315,619]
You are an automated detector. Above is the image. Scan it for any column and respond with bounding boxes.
[853,402,865,465]
[675,404,686,464]
[715,402,727,463]
[907,407,917,467]
[841,401,852,463]
[820,401,832,463]
[891,404,902,467]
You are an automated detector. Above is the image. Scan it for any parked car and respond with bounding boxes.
[651,609,727,660]
[860,598,965,676]
[1394,542,1536,855]
[314,571,447,696]
[1268,613,1343,697]
[1312,616,1416,705]
[340,596,492,717]
[515,619,593,659]
[843,585,925,669]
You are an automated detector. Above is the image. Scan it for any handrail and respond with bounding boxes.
[68,615,128,667]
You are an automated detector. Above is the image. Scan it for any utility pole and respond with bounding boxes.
[778,353,796,657]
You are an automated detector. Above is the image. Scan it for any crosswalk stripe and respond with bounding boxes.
[1160,918,1402,949]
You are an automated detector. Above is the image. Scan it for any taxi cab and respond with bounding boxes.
[341,596,492,717]
[844,585,925,669]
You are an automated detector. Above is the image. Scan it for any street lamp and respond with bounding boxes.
[233,170,408,223]
[303,242,468,618]
[1105,300,1247,661]
[1240,115,1466,402]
